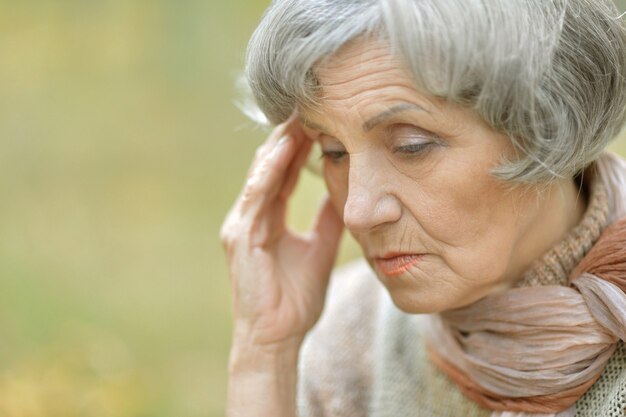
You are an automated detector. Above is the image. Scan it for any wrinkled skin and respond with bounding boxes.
[221,38,586,348]
[301,38,586,313]
[221,112,344,348]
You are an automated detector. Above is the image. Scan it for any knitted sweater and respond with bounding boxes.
[297,154,626,417]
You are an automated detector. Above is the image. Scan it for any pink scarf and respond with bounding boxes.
[424,154,626,417]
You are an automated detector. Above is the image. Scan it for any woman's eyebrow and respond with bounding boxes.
[299,103,428,134]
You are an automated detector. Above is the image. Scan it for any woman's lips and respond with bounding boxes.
[374,254,423,276]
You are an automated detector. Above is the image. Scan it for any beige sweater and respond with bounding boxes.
[297,154,626,417]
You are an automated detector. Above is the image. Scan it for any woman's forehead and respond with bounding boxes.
[313,37,409,89]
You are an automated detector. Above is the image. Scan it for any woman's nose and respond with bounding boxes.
[342,157,402,233]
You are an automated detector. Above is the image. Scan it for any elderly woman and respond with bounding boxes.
[220,0,626,416]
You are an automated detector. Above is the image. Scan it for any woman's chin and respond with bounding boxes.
[383,285,451,314]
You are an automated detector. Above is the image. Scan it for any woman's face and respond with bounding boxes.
[299,38,580,313]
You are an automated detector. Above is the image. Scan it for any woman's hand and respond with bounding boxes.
[220,113,344,350]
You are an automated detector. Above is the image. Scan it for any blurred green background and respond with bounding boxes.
[1,1,625,416]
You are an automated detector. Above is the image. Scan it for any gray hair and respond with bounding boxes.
[243,0,626,183]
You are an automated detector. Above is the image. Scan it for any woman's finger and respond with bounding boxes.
[277,123,313,202]
[247,134,313,246]
[237,111,301,207]
[309,195,344,275]
[239,133,298,213]
[225,111,308,251]
[244,119,313,242]
[243,112,300,180]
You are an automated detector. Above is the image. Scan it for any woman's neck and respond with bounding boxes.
[507,177,588,287]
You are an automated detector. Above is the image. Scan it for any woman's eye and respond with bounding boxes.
[394,142,433,156]
[319,150,348,162]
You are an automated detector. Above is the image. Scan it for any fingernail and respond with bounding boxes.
[277,135,290,147]
[270,135,290,157]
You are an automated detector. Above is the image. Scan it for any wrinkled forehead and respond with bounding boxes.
[311,36,413,101]
[300,36,434,127]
